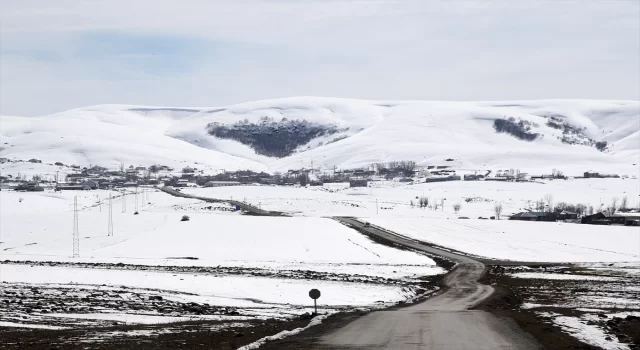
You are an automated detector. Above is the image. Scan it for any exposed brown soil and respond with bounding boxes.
[477,265,639,350]
[0,318,313,350]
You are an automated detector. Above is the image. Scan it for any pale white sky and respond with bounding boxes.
[1,0,639,116]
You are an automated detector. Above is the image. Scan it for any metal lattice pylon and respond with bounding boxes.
[108,193,113,236]
[73,196,79,258]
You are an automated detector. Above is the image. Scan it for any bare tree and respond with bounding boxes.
[453,203,461,213]
[494,203,503,220]
[587,205,594,216]
[544,194,554,213]
[609,197,618,216]
[398,160,417,175]
[620,196,628,211]
[299,173,308,186]
[575,204,587,217]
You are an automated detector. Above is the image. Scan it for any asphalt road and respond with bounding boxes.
[159,190,544,349]
[322,218,542,350]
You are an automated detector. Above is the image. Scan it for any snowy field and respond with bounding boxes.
[0,189,441,328]
[182,177,640,219]
[0,189,437,273]
[365,217,640,263]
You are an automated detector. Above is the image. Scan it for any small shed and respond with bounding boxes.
[510,212,557,222]
[581,212,606,224]
[557,210,578,220]
[349,179,368,187]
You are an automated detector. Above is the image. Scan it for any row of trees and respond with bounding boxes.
[533,194,629,217]
[375,161,417,176]
[408,193,631,220]
[493,118,541,141]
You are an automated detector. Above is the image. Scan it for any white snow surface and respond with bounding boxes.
[509,273,621,281]
[0,264,418,326]
[0,321,68,330]
[0,265,410,310]
[1,97,638,174]
[0,190,438,277]
[538,312,630,350]
[364,218,640,263]
[182,178,640,219]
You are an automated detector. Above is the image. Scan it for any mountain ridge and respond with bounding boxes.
[1,97,638,175]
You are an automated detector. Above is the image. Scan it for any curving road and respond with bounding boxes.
[319,218,542,349]
[159,189,543,349]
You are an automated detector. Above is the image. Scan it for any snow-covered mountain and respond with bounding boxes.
[1,97,638,175]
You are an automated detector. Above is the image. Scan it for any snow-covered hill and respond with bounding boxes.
[1,97,638,175]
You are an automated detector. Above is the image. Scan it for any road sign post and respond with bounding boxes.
[309,288,321,314]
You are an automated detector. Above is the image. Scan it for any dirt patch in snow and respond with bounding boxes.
[477,265,639,349]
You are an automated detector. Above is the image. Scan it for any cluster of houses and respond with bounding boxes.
[510,210,640,226]
[0,158,632,194]
[1,164,161,192]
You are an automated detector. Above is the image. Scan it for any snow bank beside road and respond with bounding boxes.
[1,264,413,310]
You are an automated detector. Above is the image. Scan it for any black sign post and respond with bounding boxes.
[309,288,321,314]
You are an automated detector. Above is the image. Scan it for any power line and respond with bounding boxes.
[108,193,113,236]
[73,196,79,258]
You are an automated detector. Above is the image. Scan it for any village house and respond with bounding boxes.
[556,210,578,220]
[510,212,558,222]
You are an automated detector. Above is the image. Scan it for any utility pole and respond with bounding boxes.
[122,192,126,213]
[73,196,79,258]
[108,194,113,236]
[376,199,379,215]
[134,187,139,213]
